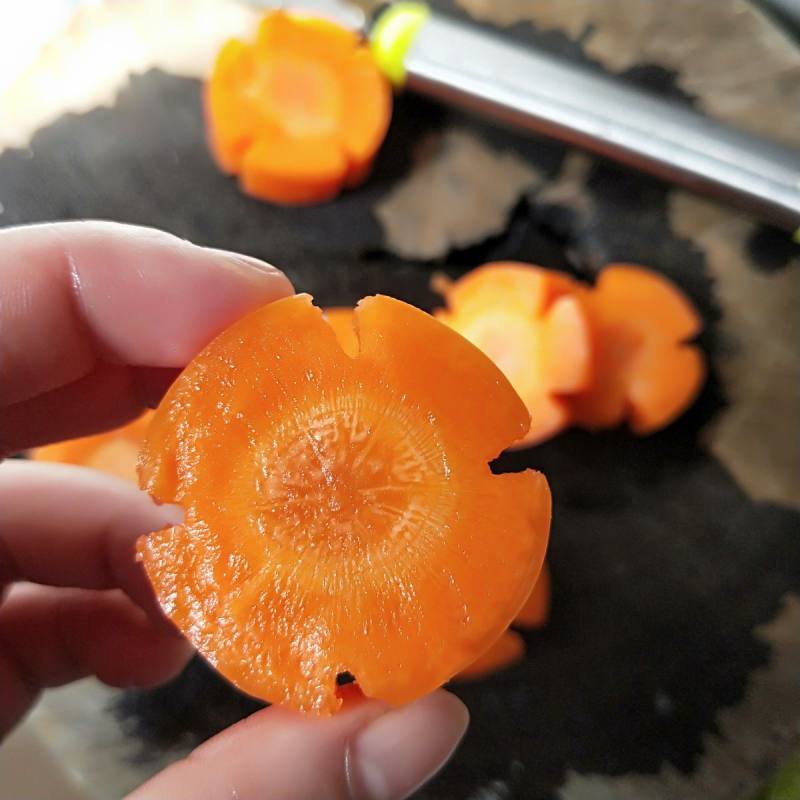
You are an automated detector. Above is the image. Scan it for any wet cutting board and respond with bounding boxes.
[1,1,798,797]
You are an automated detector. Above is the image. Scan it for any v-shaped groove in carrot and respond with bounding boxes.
[138,295,551,714]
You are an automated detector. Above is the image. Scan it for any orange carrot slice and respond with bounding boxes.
[455,630,525,681]
[138,294,551,714]
[568,265,705,433]
[205,13,391,205]
[514,561,551,629]
[433,263,593,446]
[30,412,153,483]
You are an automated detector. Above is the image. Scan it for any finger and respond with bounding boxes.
[0,220,292,445]
[0,460,179,623]
[127,690,469,800]
[1,364,180,452]
[0,583,192,736]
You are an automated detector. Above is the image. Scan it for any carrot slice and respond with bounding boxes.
[206,12,391,205]
[137,294,550,714]
[240,132,348,205]
[455,630,525,681]
[30,412,153,483]
[568,265,705,433]
[514,561,551,629]
[433,263,593,447]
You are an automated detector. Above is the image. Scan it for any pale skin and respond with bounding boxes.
[0,221,469,799]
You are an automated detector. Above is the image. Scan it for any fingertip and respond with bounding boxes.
[68,227,295,366]
[348,690,470,800]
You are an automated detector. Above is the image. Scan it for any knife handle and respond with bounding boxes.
[372,4,800,235]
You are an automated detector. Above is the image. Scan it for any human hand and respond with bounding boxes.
[0,221,469,799]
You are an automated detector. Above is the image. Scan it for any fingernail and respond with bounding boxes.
[202,247,283,276]
[347,691,469,800]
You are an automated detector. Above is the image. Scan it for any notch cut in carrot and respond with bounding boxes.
[206,13,392,205]
[137,294,551,714]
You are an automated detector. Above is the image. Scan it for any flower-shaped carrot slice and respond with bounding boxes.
[137,294,551,714]
[30,412,153,483]
[434,263,593,447]
[205,13,391,205]
[568,265,705,433]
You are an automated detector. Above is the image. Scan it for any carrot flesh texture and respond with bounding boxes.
[138,294,551,715]
[434,263,593,447]
[455,630,525,681]
[206,12,391,205]
[31,412,153,483]
[568,265,705,432]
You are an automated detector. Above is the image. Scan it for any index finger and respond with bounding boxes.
[0,221,293,451]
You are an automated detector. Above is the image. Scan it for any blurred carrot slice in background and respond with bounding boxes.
[205,12,391,205]
[434,263,593,447]
[455,630,525,681]
[30,411,153,483]
[568,265,705,433]
[138,294,551,714]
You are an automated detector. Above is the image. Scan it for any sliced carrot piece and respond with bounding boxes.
[206,12,391,205]
[205,39,258,173]
[340,49,393,186]
[514,561,551,629]
[30,412,153,484]
[434,263,593,447]
[455,630,525,681]
[137,294,550,715]
[568,265,705,432]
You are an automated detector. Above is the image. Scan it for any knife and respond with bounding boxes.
[272,0,800,237]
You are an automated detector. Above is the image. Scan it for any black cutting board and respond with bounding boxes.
[1,3,798,797]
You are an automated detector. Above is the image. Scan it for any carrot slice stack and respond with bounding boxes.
[568,265,705,433]
[433,263,593,446]
[138,294,551,714]
[206,13,392,205]
[30,412,153,483]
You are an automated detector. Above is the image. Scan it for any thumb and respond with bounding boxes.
[125,690,469,800]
